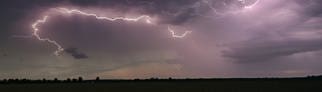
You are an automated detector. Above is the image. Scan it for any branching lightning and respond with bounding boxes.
[202,0,260,16]
[168,26,192,38]
[31,8,191,55]
[58,8,152,24]
[32,16,64,55]
[239,0,260,9]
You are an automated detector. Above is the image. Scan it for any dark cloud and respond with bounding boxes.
[3,53,8,57]
[63,0,201,25]
[223,37,322,62]
[294,0,322,16]
[64,47,88,59]
[220,0,322,62]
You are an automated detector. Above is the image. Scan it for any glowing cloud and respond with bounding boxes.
[32,16,64,55]
[31,8,192,56]
[168,26,192,38]
[241,0,260,9]
[202,0,260,15]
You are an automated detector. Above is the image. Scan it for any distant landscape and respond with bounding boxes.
[1,76,322,92]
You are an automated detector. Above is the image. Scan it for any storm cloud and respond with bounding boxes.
[1,0,322,79]
[64,47,88,59]
[222,0,322,62]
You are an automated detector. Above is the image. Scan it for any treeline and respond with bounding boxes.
[1,75,322,84]
[0,77,96,84]
[0,77,178,84]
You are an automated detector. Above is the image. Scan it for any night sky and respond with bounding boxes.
[1,0,322,79]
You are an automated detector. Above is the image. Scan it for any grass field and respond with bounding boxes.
[0,78,322,92]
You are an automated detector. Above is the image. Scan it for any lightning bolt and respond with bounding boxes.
[202,0,260,16]
[168,26,192,38]
[58,8,152,24]
[32,16,64,55]
[31,8,191,55]
[240,0,260,9]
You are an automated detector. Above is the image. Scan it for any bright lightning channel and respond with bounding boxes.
[240,0,260,9]
[202,0,260,15]
[58,8,153,24]
[31,8,191,56]
[32,16,64,55]
[168,26,192,38]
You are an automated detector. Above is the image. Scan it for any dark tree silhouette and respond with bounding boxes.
[3,79,7,82]
[96,77,100,81]
[78,77,83,82]
[42,78,47,83]
[54,78,59,82]
[72,78,77,82]
[66,78,71,82]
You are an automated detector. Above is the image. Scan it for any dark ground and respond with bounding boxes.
[1,77,322,92]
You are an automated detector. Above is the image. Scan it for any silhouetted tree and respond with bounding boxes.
[54,78,59,82]
[15,79,19,83]
[66,78,71,82]
[72,78,77,82]
[3,79,7,82]
[168,77,172,80]
[8,79,14,83]
[96,77,100,81]
[150,77,159,80]
[21,78,27,83]
[78,77,83,82]
[42,78,47,83]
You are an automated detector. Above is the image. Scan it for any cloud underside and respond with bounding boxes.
[1,0,322,78]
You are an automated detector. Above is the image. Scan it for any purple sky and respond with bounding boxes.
[1,0,322,79]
